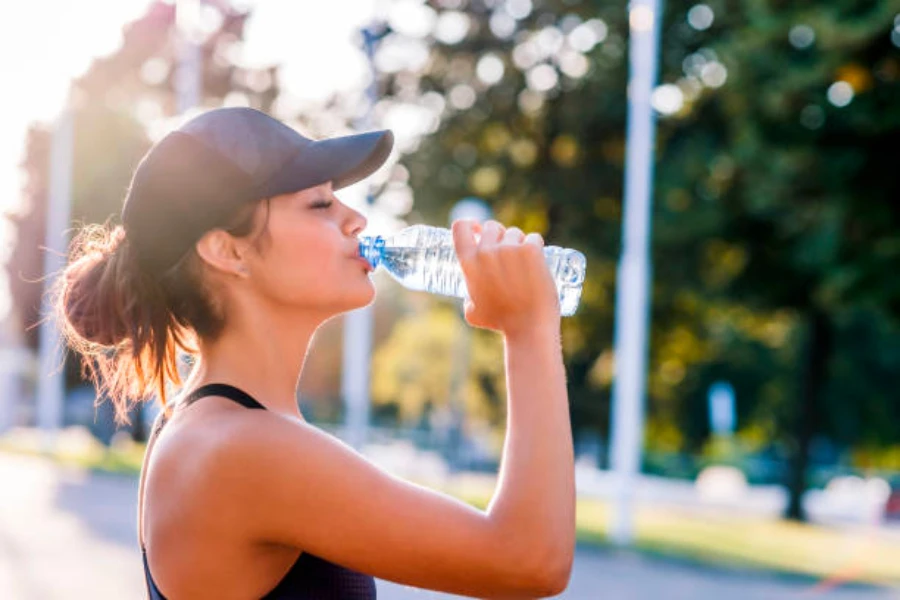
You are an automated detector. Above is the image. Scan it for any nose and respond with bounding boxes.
[344,204,367,238]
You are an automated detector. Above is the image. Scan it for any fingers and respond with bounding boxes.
[503,227,525,244]
[454,219,542,261]
[452,220,478,263]
[479,220,505,248]
[524,232,545,248]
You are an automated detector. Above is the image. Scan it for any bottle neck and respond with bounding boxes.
[359,236,386,269]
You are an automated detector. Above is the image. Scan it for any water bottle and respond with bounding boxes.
[359,224,587,316]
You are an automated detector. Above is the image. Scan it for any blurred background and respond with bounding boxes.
[1,0,899,598]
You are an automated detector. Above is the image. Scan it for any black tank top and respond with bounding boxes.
[141,383,377,599]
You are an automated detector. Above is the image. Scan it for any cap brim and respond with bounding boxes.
[261,129,394,198]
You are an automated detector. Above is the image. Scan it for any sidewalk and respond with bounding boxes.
[0,452,897,599]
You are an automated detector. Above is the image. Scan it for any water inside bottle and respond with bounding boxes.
[359,225,586,316]
[375,228,469,297]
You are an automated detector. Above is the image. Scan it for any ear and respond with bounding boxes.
[195,229,250,278]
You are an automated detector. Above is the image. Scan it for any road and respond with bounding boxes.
[0,453,896,599]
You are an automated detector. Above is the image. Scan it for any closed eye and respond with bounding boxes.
[310,199,333,209]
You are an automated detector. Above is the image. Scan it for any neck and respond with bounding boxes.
[184,306,328,419]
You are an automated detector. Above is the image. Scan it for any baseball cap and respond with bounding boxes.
[121,107,394,276]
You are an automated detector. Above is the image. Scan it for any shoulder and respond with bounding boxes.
[147,404,322,534]
[163,403,311,478]
[148,400,310,497]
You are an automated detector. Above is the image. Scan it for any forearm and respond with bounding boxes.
[486,324,575,566]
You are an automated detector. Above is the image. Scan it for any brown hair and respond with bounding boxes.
[54,200,270,424]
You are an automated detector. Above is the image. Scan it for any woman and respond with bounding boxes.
[56,107,574,599]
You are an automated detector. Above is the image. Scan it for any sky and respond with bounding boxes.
[0,0,388,325]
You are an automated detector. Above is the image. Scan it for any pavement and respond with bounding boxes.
[0,452,898,599]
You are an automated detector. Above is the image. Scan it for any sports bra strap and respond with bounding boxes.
[183,383,267,410]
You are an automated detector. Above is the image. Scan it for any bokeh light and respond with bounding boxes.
[448,84,477,109]
[652,84,685,116]
[687,4,714,31]
[526,64,560,92]
[700,61,728,88]
[827,81,854,107]
[513,40,541,70]
[558,51,590,79]
[434,11,471,45]
[388,0,437,39]
[476,54,506,85]
[504,0,533,21]
[568,19,608,52]
[537,26,565,56]
[789,25,816,49]
[489,10,517,39]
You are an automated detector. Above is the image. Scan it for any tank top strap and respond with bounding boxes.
[183,383,267,410]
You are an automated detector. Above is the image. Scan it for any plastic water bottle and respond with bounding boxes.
[359,224,587,316]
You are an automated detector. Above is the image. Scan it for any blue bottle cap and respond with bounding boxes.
[359,236,386,269]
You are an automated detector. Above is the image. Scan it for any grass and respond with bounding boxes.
[2,429,899,589]
[0,428,145,475]
[447,487,900,589]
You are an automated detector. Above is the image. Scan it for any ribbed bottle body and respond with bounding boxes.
[360,225,586,316]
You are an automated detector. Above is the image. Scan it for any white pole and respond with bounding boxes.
[342,15,384,452]
[176,0,203,113]
[36,106,74,452]
[608,0,663,545]
[0,347,28,433]
[342,306,373,451]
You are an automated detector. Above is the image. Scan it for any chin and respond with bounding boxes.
[334,282,376,314]
[352,284,377,309]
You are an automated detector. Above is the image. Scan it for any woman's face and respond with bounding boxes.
[239,181,374,317]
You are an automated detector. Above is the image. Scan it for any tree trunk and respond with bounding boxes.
[785,309,832,521]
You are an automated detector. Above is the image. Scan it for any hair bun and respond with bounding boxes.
[59,226,132,347]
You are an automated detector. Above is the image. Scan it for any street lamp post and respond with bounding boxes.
[36,103,74,452]
[176,0,203,114]
[608,0,663,546]
[342,14,387,452]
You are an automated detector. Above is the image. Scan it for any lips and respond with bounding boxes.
[354,256,374,272]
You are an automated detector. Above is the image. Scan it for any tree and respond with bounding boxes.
[377,0,900,520]
[655,0,900,519]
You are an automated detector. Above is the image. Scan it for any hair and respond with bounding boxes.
[53,199,271,424]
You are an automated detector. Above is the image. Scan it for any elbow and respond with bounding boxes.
[491,520,575,597]
[533,553,573,597]
[522,543,574,597]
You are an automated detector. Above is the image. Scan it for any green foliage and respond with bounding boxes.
[371,302,507,428]
[377,0,900,497]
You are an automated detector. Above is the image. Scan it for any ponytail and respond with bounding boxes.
[55,224,197,423]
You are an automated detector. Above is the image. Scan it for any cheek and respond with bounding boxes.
[254,226,349,303]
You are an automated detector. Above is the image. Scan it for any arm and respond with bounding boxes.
[487,325,575,590]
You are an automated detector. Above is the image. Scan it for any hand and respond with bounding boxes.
[452,219,560,336]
